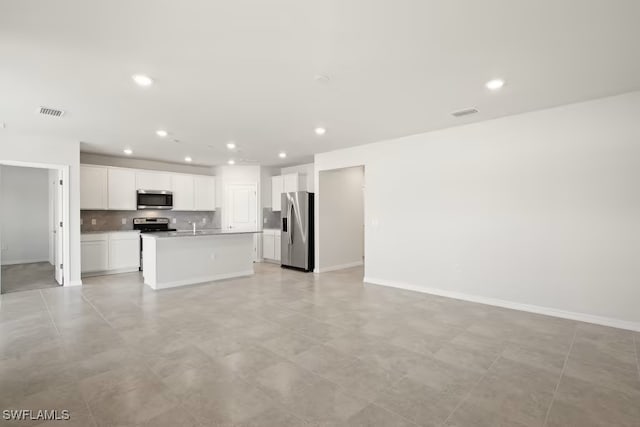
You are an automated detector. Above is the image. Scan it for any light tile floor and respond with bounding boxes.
[0,263,638,426]
[1,262,59,294]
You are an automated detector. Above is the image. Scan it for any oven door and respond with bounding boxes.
[137,191,173,210]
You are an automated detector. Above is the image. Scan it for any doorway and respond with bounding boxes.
[0,164,65,293]
[224,183,259,261]
[225,183,258,230]
[317,166,365,273]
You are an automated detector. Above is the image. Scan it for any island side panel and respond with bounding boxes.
[142,236,158,289]
[153,234,255,289]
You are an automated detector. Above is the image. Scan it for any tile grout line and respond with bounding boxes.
[38,289,61,336]
[80,293,117,330]
[542,324,577,427]
[39,290,99,427]
[440,352,503,426]
[633,333,640,382]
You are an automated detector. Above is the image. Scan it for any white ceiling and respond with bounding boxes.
[1,1,639,167]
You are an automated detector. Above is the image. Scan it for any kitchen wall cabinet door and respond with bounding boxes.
[263,233,275,260]
[135,171,172,191]
[108,233,140,270]
[80,165,108,210]
[271,176,283,211]
[283,173,298,193]
[172,174,195,211]
[80,234,109,273]
[194,176,216,211]
[107,168,136,210]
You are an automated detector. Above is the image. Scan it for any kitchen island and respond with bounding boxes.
[141,229,262,290]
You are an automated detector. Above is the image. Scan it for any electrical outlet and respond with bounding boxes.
[172,218,177,224]
[80,218,84,225]
[121,218,127,225]
[202,218,207,224]
[91,219,97,225]
[263,218,267,224]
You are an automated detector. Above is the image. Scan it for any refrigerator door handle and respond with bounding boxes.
[289,203,294,244]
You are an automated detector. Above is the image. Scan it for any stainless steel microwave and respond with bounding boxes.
[137,190,173,210]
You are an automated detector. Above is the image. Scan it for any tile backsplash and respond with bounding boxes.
[81,210,220,232]
[263,208,281,229]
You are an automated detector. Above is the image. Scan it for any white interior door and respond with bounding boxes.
[54,170,63,285]
[225,184,257,230]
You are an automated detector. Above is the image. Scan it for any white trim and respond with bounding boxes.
[363,276,640,332]
[0,161,72,288]
[317,261,363,273]
[1,258,50,266]
[66,280,83,287]
[148,270,254,290]
[81,267,140,278]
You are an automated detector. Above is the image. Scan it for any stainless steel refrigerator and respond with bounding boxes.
[281,191,314,272]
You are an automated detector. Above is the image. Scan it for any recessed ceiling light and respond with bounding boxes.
[227,159,235,165]
[486,79,505,91]
[184,156,192,162]
[226,142,236,150]
[315,127,326,135]
[123,148,133,155]
[278,152,287,159]
[156,129,168,137]
[132,74,153,87]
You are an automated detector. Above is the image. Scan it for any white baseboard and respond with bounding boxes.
[363,276,640,332]
[65,280,83,287]
[1,258,50,266]
[316,261,364,273]
[81,267,140,278]
[148,270,255,290]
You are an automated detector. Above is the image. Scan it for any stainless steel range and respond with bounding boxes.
[133,218,176,270]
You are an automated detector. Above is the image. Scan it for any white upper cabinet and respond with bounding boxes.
[172,174,195,211]
[80,165,108,210]
[81,164,216,212]
[271,175,283,211]
[271,173,306,211]
[194,176,216,211]
[135,171,172,191]
[107,168,136,210]
[283,173,300,193]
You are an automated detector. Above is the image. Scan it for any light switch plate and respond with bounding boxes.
[202,218,207,224]
[172,218,177,224]
[121,218,127,225]
[91,219,97,225]
[80,218,84,225]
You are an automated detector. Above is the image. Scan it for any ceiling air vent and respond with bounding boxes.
[39,106,65,117]
[451,108,478,118]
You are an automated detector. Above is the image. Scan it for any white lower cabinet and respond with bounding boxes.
[274,234,281,262]
[81,232,140,275]
[262,229,281,262]
[80,234,109,273]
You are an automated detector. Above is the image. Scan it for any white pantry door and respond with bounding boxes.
[225,184,257,230]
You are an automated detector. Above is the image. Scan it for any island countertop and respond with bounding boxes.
[141,228,262,239]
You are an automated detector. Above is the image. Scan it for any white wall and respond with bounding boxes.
[281,163,314,192]
[0,166,50,265]
[80,153,214,175]
[315,91,640,330]
[0,132,81,285]
[260,166,277,209]
[318,166,364,271]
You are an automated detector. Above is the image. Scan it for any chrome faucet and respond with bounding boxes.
[188,221,197,234]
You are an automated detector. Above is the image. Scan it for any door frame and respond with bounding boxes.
[0,160,71,288]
